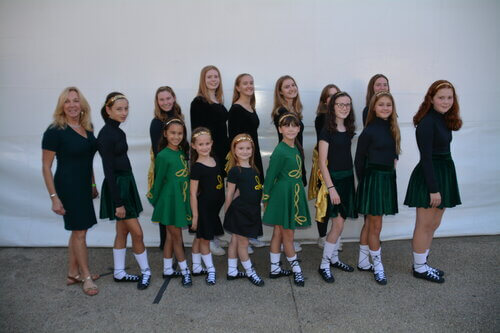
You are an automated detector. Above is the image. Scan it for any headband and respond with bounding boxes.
[106,94,126,106]
[165,118,184,127]
[193,130,211,139]
[235,135,253,143]
[278,113,298,125]
[375,91,392,98]
[435,82,454,91]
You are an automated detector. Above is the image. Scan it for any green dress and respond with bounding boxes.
[262,142,311,229]
[147,147,191,227]
[42,125,97,231]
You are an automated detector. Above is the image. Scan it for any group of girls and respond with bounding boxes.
[42,65,462,296]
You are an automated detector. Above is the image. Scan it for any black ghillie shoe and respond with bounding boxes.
[162,271,182,279]
[181,270,192,288]
[227,271,246,280]
[114,273,140,282]
[192,268,208,277]
[269,261,292,279]
[413,268,445,283]
[137,273,151,290]
[205,271,216,286]
[318,267,335,283]
[331,260,354,272]
[427,265,444,277]
[247,269,265,287]
[290,260,304,287]
[373,271,387,285]
[357,264,374,272]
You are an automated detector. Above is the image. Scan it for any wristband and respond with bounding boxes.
[327,185,335,189]
[50,193,57,198]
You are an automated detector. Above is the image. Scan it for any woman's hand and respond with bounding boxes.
[115,206,126,219]
[429,192,441,208]
[51,197,66,215]
[329,187,341,205]
[92,186,99,199]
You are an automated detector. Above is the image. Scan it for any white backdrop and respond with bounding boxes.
[1,0,499,246]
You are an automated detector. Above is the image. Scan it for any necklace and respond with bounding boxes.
[68,123,81,128]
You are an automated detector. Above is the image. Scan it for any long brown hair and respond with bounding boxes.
[271,75,303,120]
[316,84,340,115]
[51,87,93,131]
[365,74,390,108]
[232,73,256,110]
[226,133,258,173]
[325,91,356,138]
[154,86,183,121]
[189,127,214,167]
[366,92,401,155]
[413,80,462,131]
[197,65,224,104]
[157,118,190,154]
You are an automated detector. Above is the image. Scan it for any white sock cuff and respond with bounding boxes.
[241,259,252,270]
[286,255,297,262]
[178,260,188,271]
[270,252,281,263]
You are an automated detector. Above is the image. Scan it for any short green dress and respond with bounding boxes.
[262,142,311,229]
[42,125,98,231]
[147,147,192,227]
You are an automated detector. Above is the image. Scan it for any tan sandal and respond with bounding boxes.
[82,276,99,296]
[66,273,100,286]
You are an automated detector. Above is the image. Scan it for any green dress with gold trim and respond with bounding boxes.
[147,147,191,227]
[262,141,311,229]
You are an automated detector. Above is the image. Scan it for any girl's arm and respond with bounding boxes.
[318,140,340,205]
[224,181,237,212]
[262,148,284,203]
[354,130,370,183]
[91,171,98,198]
[42,149,66,215]
[147,153,168,206]
[190,179,199,230]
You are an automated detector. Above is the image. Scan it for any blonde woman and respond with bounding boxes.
[42,87,99,296]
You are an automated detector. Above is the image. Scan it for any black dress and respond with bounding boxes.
[272,106,307,186]
[190,161,225,240]
[190,96,229,174]
[223,166,263,238]
[42,125,98,230]
[228,103,264,179]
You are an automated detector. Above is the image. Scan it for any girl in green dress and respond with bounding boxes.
[263,113,311,287]
[147,118,193,287]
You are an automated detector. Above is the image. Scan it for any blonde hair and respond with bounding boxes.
[271,75,303,120]
[366,92,401,155]
[227,134,258,173]
[232,73,256,110]
[154,86,183,121]
[51,87,92,131]
[197,65,224,104]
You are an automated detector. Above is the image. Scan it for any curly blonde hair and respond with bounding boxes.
[51,87,92,131]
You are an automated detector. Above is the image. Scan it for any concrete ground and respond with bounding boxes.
[0,235,498,333]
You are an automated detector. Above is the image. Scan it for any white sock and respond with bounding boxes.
[413,251,428,273]
[192,252,202,273]
[202,253,215,273]
[331,238,340,264]
[270,252,282,274]
[227,258,238,276]
[133,250,151,275]
[369,248,384,274]
[287,255,302,273]
[358,244,371,269]
[163,258,173,275]
[241,259,254,276]
[113,248,126,279]
[425,248,430,259]
[178,260,189,275]
[321,241,335,269]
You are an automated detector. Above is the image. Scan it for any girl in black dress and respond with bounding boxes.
[42,87,99,296]
[149,86,184,250]
[189,127,225,285]
[317,92,358,283]
[224,134,265,286]
[405,80,462,283]
[97,92,151,290]
[355,92,400,285]
[190,65,229,256]
[310,84,340,249]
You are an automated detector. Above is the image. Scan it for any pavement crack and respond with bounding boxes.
[288,276,304,333]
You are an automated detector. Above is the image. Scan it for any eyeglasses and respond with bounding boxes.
[335,103,351,109]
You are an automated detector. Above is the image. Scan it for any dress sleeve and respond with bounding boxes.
[315,114,326,143]
[190,97,209,131]
[150,119,163,157]
[41,127,60,152]
[318,127,330,144]
[228,106,243,142]
[263,148,284,202]
[354,129,370,183]
[227,167,239,185]
[190,163,201,181]
[147,152,169,206]
[97,135,123,207]
[416,117,438,193]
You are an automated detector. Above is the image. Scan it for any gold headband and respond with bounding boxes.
[235,135,253,143]
[278,113,298,124]
[375,91,391,98]
[193,130,211,139]
[106,95,126,105]
[435,82,454,91]
[165,118,184,127]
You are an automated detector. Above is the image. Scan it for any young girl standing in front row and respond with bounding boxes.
[263,113,311,287]
[224,134,265,287]
[189,127,225,285]
[147,118,193,287]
